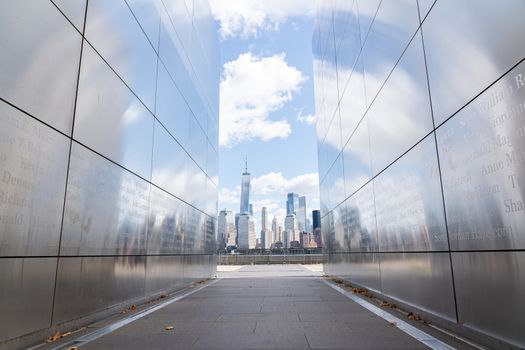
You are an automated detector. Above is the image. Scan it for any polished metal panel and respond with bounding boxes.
[423,0,525,125]
[324,153,346,213]
[85,0,158,111]
[344,182,378,252]
[356,0,380,44]
[184,208,206,254]
[145,255,185,294]
[315,1,525,347]
[151,120,188,200]
[61,143,150,256]
[361,0,419,103]
[334,0,361,94]
[0,102,69,257]
[339,58,367,147]
[204,216,216,254]
[437,61,525,251]
[147,186,184,254]
[452,251,525,348]
[0,0,81,135]
[158,9,195,114]
[188,115,208,171]
[416,0,434,22]
[155,62,191,149]
[52,0,87,31]
[342,114,371,197]
[74,43,154,180]
[331,204,346,253]
[375,135,448,252]
[368,30,433,175]
[332,253,381,292]
[0,0,216,345]
[52,256,146,324]
[380,252,456,321]
[0,258,57,342]
[124,0,161,50]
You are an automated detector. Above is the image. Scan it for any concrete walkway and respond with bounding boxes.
[78,265,453,349]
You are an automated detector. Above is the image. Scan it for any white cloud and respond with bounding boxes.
[219,52,306,147]
[209,0,318,40]
[297,112,316,126]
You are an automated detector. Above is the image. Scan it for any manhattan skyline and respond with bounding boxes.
[212,1,320,231]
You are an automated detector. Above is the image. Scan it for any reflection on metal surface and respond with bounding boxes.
[52,256,147,324]
[0,102,69,257]
[328,253,381,292]
[344,183,378,252]
[61,143,150,256]
[379,253,456,321]
[315,1,525,346]
[368,30,433,175]
[0,258,57,342]
[85,0,158,111]
[145,255,185,293]
[342,114,372,197]
[0,0,218,345]
[74,43,154,180]
[438,61,525,251]
[452,251,525,348]
[147,187,185,255]
[361,0,420,103]
[375,136,447,252]
[423,0,525,125]
[0,0,81,135]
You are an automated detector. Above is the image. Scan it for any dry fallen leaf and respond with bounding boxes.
[68,347,78,350]
[130,304,137,311]
[46,332,61,343]
[407,313,422,321]
[165,325,175,331]
[379,301,396,309]
[159,294,168,299]
[61,331,71,337]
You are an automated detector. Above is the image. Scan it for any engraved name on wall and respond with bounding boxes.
[438,63,525,250]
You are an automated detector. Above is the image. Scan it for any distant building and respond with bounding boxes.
[218,209,236,249]
[312,210,322,248]
[261,206,272,249]
[312,210,321,230]
[240,159,251,214]
[284,214,298,247]
[286,193,299,216]
[272,216,278,243]
[297,196,307,232]
[237,213,255,249]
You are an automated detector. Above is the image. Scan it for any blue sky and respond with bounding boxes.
[209,1,320,232]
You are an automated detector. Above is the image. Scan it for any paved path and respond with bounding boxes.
[79,264,444,349]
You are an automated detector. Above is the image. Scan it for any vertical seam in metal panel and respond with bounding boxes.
[417,0,460,324]
[49,0,89,326]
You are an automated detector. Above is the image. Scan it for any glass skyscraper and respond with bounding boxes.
[239,160,251,214]
[314,1,525,348]
[0,0,219,346]
[286,192,299,215]
[297,195,307,232]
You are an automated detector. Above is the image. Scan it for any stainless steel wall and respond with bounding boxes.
[0,0,218,345]
[314,0,525,347]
